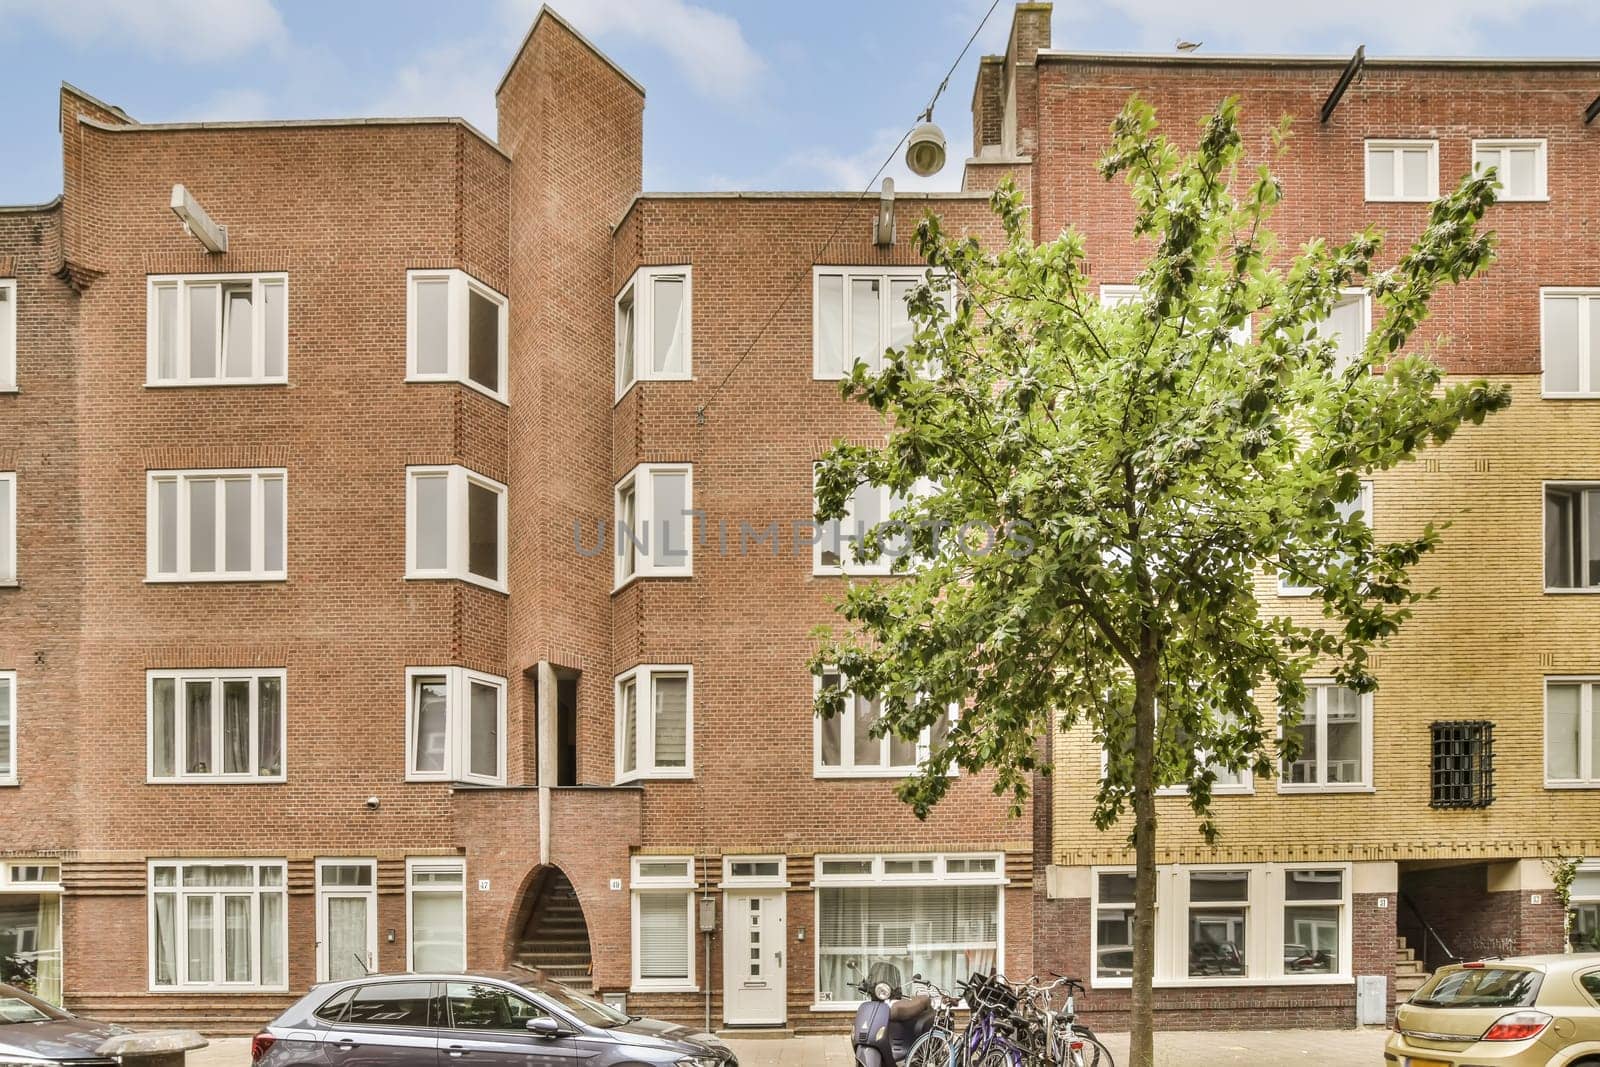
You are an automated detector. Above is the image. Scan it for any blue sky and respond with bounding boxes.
[1,0,1596,206]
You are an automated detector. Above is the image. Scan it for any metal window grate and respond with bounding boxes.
[1430,720,1494,809]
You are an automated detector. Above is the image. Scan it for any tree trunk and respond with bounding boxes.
[1129,654,1160,1067]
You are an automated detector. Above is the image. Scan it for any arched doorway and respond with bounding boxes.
[512,867,593,991]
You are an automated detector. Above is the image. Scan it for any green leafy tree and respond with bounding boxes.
[811,97,1507,1066]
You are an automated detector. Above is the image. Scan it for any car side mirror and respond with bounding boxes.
[526,1017,564,1039]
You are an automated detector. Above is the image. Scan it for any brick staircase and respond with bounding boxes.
[513,869,593,993]
[1394,936,1430,1004]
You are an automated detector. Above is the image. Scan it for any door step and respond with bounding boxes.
[716,1027,796,1039]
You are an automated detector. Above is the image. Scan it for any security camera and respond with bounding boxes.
[365,796,380,810]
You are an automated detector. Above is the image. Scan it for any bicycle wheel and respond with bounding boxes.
[1065,1032,1115,1067]
[906,1030,955,1067]
[974,1046,1021,1067]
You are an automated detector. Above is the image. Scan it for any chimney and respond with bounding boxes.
[1002,2,1052,158]
[970,56,1007,158]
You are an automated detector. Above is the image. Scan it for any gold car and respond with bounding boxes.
[1385,955,1600,1067]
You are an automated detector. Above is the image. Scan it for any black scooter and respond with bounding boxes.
[849,963,936,1066]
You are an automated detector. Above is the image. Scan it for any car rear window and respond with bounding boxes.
[314,987,354,1023]
[1413,967,1541,1008]
[343,982,433,1027]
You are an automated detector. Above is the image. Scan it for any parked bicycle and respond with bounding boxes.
[954,969,1114,1067]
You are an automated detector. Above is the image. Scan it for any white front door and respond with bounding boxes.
[723,892,786,1026]
[316,860,377,982]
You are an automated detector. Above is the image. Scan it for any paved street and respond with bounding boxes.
[193,1029,1391,1066]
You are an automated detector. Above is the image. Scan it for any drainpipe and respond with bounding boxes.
[704,889,714,1033]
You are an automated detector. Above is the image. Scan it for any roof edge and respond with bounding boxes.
[0,195,64,215]
[60,81,136,123]
[496,5,646,99]
[77,115,509,160]
[612,189,990,232]
[1038,48,1600,69]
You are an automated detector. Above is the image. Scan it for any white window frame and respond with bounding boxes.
[147,858,288,992]
[810,852,1005,1010]
[812,266,931,380]
[1320,288,1372,375]
[615,266,693,399]
[0,670,15,786]
[1153,744,1253,797]
[0,277,15,392]
[146,273,289,386]
[404,667,507,786]
[1545,677,1600,788]
[1089,862,1353,990]
[719,855,789,889]
[145,669,287,783]
[613,462,694,588]
[1544,481,1600,593]
[812,473,925,577]
[613,664,694,783]
[1541,288,1600,398]
[1278,680,1374,793]
[1364,139,1439,203]
[1471,138,1548,202]
[0,471,15,586]
[146,468,287,582]
[1278,480,1373,597]
[813,672,956,779]
[314,858,378,982]
[405,269,509,403]
[405,465,508,593]
[630,855,697,993]
[405,857,467,973]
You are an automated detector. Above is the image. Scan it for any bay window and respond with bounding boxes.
[615,266,691,397]
[813,267,925,379]
[814,670,952,778]
[148,670,284,782]
[814,478,918,576]
[406,465,507,591]
[1281,682,1372,791]
[813,853,1002,1005]
[1547,678,1600,787]
[1545,483,1600,590]
[149,860,286,990]
[406,270,508,402]
[405,667,505,786]
[147,274,287,385]
[147,469,286,581]
[630,856,695,992]
[1090,864,1350,987]
[615,665,692,782]
[614,463,693,585]
[407,858,466,972]
[1541,289,1600,397]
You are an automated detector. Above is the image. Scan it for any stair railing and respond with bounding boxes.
[1398,893,1458,973]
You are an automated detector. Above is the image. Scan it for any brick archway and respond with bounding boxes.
[510,866,594,991]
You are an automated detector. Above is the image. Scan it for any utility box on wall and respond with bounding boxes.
[1356,975,1388,1025]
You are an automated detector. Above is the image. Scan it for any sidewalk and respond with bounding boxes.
[194,1028,1391,1066]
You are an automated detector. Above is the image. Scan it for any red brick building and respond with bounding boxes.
[1,0,1597,1037]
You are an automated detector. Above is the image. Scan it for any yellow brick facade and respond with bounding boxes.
[1053,375,1600,867]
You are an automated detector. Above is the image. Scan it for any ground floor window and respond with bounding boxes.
[407,859,466,972]
[0,862,62,1005]
[813,853,1003,1004]
[1569,863,1600,951]
[150,859,286,990]
[1090,863,1349,987]
[631,856,696,992]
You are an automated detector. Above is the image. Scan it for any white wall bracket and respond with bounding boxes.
[170,184,228,254]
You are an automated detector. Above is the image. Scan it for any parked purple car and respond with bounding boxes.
[252,971,735,1067]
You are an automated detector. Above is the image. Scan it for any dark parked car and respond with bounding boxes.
[0,982,128,1065]
[253,971,736,1067]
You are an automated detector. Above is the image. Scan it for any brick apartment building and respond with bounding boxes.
[0,0,1596,1037]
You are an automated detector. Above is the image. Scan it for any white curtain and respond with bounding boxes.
[153,893,177,985]
[412,890,465,972]
[223,895,252,982]
[817,885,999,1002]
[259,893,284,986]
[33,894,61,1006]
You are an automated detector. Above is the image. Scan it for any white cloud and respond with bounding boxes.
[367,41,500,135]
[1058,0,1595,53]
[503,0,765,104]
[184,88,274,123]
[0,0,288,61]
